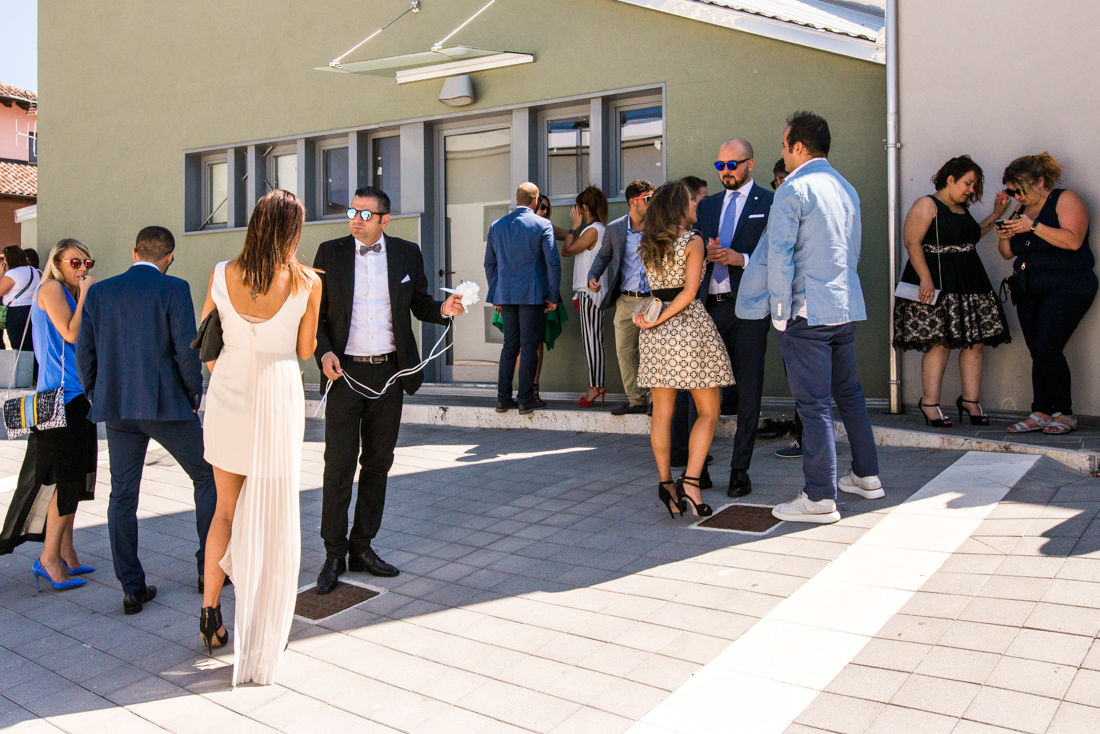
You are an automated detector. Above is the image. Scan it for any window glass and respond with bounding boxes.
[620,106,664,190]
[323,146,349,216]
[547,117,590,196]
[273,153,297,197]
[207,161,228,226]
[372,136,401,212]
[28,132,37,164]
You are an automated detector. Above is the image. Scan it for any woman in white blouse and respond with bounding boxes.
[0,246,41,353]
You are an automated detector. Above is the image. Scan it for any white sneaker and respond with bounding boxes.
[838,471,884,499]
[772,493,841,524]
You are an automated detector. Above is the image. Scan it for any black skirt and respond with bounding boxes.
[0,394,97,554]
[893,244,1012,353]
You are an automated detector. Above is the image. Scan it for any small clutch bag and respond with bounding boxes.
[631,296,663,323]
[893,281,940,306]
[190,309,224,362]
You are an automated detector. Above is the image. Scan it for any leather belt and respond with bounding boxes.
[348,353,394,364]
[621,290,652,298]
[707,292,736,303]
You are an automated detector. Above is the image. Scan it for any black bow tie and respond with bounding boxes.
[358,243,382,255]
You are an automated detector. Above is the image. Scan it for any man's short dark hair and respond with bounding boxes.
[786,111,831,158]
[353,186,391,215]
[624,179,654,200]
[135,226,175,261]
[680,176,707,197]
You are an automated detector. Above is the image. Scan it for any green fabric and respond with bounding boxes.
[491,305,569,350]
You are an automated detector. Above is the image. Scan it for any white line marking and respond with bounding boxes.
[627,451,1039,734]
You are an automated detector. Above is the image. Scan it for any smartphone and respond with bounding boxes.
[995,219,1007,227]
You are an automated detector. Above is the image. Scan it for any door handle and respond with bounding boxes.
[439,269,456,277]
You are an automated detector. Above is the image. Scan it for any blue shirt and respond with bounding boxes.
[32,283,83,403]
[621,220,645,292]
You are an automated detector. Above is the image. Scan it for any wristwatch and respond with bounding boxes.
[567,229,576,236]
[1030,221,1039,233]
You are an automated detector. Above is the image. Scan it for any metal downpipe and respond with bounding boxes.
[885,0,902,414]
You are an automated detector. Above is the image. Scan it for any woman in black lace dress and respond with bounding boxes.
[893,156,1011,427]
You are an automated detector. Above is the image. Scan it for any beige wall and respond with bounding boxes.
[39,0,886,393]
[898,0,1100,415]
[19,215,36,253]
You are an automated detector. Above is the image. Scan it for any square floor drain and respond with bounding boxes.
[294,579,382,622]
[695,503,781,535]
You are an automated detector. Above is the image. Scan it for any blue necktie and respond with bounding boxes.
[712,192,740,286]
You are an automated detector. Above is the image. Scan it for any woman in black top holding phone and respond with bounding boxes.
[998,153,1095,435]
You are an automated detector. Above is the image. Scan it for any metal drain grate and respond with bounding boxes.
[697,504,781,534]
[294,582,380,621]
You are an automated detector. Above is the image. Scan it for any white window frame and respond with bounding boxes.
[200,152,228,230]
[265,143,297,196]
[538,104,592,203]
[315,138,350,219]
[611,95,665,195]
[368,131,402,213]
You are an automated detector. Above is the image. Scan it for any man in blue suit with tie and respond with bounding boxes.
[676,139,774,499]
[77,226,217,614]
[485,182,562,415]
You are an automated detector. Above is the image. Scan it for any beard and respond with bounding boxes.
[721,173,749,191]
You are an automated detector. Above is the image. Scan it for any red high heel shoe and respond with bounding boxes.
[578,387,606,408]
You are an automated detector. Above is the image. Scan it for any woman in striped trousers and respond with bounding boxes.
[562,186,609,407]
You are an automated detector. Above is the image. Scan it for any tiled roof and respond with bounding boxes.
[0,83,37,104]
[0,161,37,198]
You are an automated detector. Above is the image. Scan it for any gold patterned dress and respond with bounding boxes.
[637,230,734,389]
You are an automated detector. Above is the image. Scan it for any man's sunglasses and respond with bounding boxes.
[346,207,385,221]
[67,258,95,270]
[715,158,752,171]
[631,194,653,203]
[1004,187,1025,198]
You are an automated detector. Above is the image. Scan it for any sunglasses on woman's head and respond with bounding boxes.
[67,258,95,270]
[714,158,751,171]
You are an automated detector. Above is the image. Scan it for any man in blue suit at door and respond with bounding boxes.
[485,182,561,415]
[76,226,217,615]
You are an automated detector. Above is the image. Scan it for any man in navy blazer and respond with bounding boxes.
[674,139,774,499]
[485,182,561,414]
[76,226,216,614]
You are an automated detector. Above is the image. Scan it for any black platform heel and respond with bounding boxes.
[200,605,228,655]
[957,396,990,426]
[658,481,682,519]
[918,398,952,427]
[675,476,713,517]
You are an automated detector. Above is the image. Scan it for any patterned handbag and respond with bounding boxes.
[2,310,66,439]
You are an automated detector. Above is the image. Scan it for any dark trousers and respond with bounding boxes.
[1015,290,1095,415]
[672,300,769,470]
[321,359,403,560]
[497,304,546,406]
[105,417,216,595]
[779,319,878,501]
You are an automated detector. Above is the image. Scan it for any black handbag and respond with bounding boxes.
[1000,268,1027,305]
[190,309,224,362]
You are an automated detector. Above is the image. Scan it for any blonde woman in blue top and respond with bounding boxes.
[0,239,99,589]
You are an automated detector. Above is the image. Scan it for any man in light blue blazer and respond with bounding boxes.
[736,112,882,524]
[485,182,561,414]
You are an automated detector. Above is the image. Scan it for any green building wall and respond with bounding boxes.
[38,0,886,396]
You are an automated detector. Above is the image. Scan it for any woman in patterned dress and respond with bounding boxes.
[635,181,733,518]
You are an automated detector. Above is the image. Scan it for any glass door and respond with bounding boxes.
[442,127,512,383]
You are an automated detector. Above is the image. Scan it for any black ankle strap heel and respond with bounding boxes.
[675,476,713,517]
[957,396,990,426]
[657,481,682,519]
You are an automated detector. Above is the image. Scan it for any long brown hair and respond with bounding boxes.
[238,189,310,295]
[575,185,609,225]
[639,181,691,279]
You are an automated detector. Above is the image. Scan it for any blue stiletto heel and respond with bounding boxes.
[33,559,87,591]
[62,561,96,575]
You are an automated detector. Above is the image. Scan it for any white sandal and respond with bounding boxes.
[1007,413,1050,433]
[1043,413,1077,434]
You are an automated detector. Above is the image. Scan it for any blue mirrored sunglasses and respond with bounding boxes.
[714,158,752,171]
[346,207,383,221]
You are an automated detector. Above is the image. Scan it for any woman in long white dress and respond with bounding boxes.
[198,189,321,686]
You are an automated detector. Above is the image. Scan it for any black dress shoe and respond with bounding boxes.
[495,399,518,413]
[610,403,648,416]
[316,557,347,595]
[123,585,157,615]
[728,469,753,498]
[348,547,400,577]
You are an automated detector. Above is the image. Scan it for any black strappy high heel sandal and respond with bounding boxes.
[658,481,682,519]
[675,476,713,518]
[956,396,990,426]
[200,605,229,655]
[918,398,952,427]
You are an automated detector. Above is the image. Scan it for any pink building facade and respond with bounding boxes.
[0,83,37,252]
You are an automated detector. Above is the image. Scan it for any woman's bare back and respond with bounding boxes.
[224,260,295,322]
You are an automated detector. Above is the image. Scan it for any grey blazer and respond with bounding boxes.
[586,214,630,311]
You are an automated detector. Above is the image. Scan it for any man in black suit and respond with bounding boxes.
[673,139,774,498]
[76,226,216,615]
[314,186,465,594]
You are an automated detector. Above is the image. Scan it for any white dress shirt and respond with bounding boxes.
[345,233,396,356]
[709,178,755,295]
